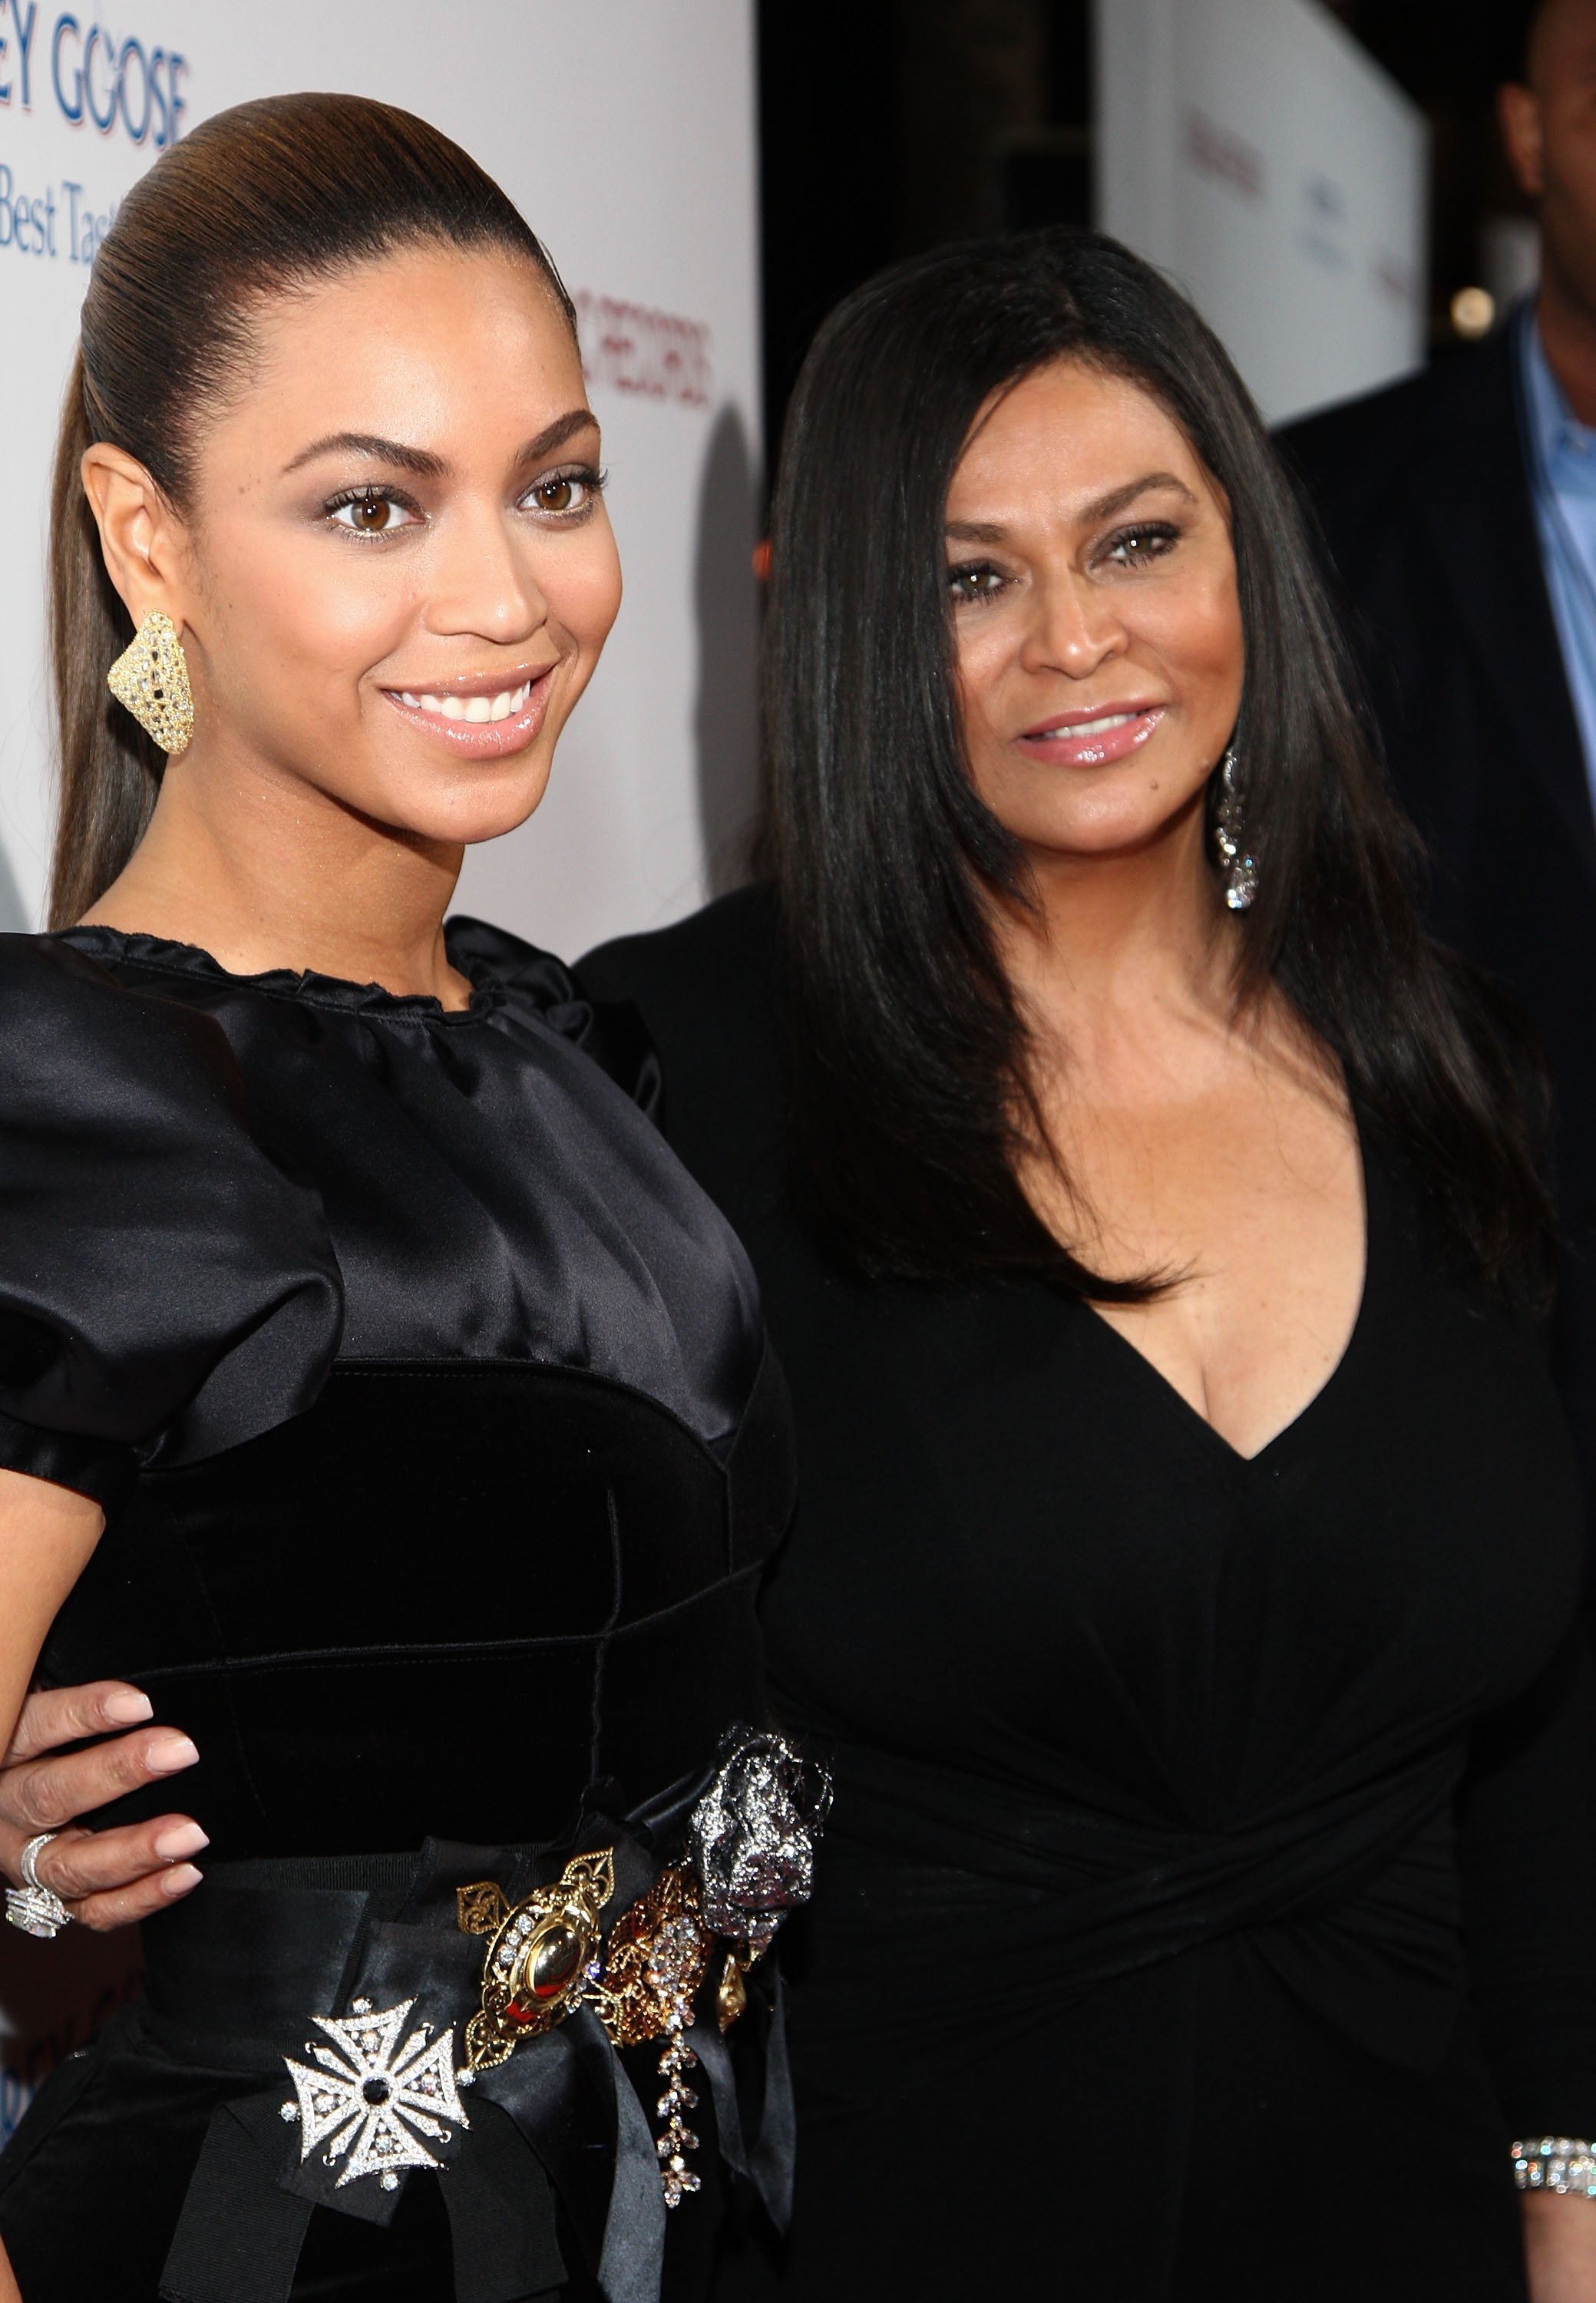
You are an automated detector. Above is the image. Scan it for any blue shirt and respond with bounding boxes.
[1517,302,1596,811]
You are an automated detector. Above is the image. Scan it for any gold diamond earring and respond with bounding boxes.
[107,610,194,757]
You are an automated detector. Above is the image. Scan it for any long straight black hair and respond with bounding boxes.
[762,227,1551,1298]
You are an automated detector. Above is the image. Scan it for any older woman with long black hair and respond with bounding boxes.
[590,229,1596,2302]
[12,228,1596,2298]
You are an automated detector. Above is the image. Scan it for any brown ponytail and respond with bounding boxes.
[45,93,576,929]
[48,349,161,928]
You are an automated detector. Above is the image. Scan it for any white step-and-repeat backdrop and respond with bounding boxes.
[0,0,758,2143]
[1095,0,1428,425]
[0,0,763,951]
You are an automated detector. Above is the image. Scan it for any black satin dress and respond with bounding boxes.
[0,919,795,2303]
[579,884,1596,2303]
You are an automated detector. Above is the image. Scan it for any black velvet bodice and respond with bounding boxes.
[0,920,791,1859]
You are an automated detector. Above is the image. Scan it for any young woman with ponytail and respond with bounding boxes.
[0,91,815,2303]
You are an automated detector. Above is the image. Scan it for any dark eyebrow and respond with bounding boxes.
[945,471,1198,544]
[511,409,600,469]
[1083,471,1198,523]
[283,431,449,479]
[281,408,598,482]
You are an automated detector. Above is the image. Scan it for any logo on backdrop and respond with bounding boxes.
[0,3,187,261]
[573,292,713,409]
[0,5,186,144]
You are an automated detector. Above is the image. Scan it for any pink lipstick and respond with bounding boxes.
[1015,703,1166,768]
[378,667,557,760]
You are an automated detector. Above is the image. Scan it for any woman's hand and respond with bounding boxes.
[1524,2192,1596,2300]
[0,1680,205,1930]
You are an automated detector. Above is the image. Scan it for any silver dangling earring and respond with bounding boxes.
[1212,745,1257,912]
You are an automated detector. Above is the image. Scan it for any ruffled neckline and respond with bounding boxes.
[55,916,536,1024]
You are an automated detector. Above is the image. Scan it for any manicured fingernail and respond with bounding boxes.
[103,1689,154,1725]
[147,1733,200,1774]
[154,1822,209,1862]
[160,1863,203,1896]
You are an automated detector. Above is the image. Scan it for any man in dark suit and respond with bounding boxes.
[1279,0,1596,1505]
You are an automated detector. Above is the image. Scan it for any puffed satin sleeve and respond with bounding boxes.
[0,936,342,1509]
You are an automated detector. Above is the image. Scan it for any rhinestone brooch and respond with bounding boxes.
[280,1997,470,2193]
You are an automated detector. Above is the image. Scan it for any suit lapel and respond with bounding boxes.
[1409,329,1596,883]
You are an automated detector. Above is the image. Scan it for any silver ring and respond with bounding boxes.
[19,1831,57,1892]
[6,1883,71,1938]
[6,1832,71,1938]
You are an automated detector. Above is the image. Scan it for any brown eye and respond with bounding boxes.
[948,564,1004,603]
[329,490,415,537]
[526,471,602,517]
[1104,521,1180,567]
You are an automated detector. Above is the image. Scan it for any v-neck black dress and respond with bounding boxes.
[579,884,1596,2303]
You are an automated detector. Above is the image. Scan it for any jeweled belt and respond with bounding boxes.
[150,1727,830,2303]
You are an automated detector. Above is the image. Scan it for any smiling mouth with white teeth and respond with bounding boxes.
[398,681,534,725]
[1016,702,1166,767]
[1055,712,1136,738]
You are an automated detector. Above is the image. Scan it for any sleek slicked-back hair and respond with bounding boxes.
[49,93,573,928]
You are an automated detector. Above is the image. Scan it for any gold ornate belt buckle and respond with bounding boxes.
[455,1849,735,2208]
[457,1848,614,2072]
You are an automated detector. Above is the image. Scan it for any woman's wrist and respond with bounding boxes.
[1522,2187,1596,2303]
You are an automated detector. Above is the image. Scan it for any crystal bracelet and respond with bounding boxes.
[1513,2139,1596,2195]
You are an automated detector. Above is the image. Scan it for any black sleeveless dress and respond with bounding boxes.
[0,919,796,2303]
[580,884,1596,2303]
